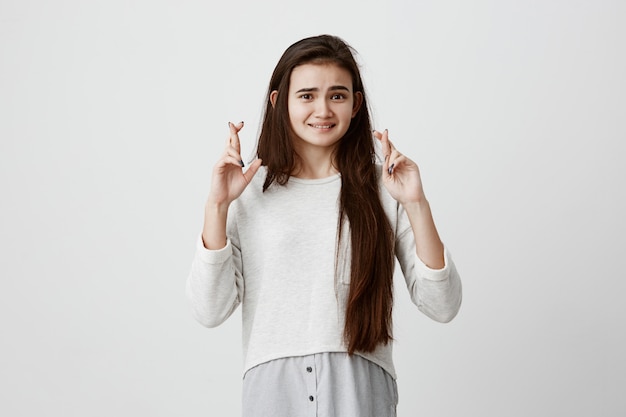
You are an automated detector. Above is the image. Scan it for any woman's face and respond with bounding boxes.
[281,63,362,155]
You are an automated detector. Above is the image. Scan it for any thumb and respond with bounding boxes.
[243,158,263,184]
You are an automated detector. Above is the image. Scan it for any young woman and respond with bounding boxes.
[187,34,462,416]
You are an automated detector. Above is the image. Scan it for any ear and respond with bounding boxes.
[270,90,279,108]
[352,91,363,118]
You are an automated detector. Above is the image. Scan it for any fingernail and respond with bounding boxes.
[388,163,394,175]
[239,160,245,167]
[228,122,231,128]
[240,121,244,125]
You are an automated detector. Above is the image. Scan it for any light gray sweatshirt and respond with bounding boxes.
[186,167,462,378]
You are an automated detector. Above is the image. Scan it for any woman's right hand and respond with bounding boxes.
[202,121,262,250]
[207,121,262,208]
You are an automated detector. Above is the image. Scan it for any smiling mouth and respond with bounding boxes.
[309,124,336,129]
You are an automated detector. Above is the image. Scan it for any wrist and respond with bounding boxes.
[401,197,430,213]
[205,198,230,215]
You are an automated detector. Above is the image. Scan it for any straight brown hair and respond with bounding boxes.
[256,35,395,354]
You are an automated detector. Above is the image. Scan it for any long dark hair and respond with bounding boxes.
[257,35,395,354]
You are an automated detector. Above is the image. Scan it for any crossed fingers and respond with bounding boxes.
[373,129,403,176]
[225,121,245,168]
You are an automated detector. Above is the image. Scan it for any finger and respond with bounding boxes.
[388,147,405,174]
[228,121,244,149]
[387,137,397,153]
[388,153,405,172]
[243,158,263,184]
[374,129,393,175]
[220,142,244,168]
[224,145,244,167]
[385,133,406,175]
[387,147,402,163]
[380,129,392,161]
[233,120,244,132]
[227,120,244,134]
[227,121,245,166]
[215,153,246,169]
[372,128,391,155]
[221,156,248,171]
[373,129,390,150]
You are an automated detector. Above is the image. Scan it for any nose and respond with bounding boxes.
[315,99,333,118]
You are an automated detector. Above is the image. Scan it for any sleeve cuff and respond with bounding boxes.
[196,234,233,264]
[414,247,452,282]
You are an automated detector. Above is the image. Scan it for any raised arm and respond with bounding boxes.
[186,121,262,328]
[375,129,462,322]
[374,129,444,267]
[203,121,262,249]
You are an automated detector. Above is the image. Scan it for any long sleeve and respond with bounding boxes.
[185,166,461,378]
[394,207,462,323]
[186,236,244,328]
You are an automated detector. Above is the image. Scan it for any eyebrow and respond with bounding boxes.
[294,85,351,94]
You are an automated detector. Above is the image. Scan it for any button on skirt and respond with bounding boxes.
[242,352,398,417]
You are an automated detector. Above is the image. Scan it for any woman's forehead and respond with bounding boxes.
[289,63,353,91]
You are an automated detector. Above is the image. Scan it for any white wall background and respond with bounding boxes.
[1,0,624,416]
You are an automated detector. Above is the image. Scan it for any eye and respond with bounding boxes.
[331,93,346,100]
[299,94,313,100]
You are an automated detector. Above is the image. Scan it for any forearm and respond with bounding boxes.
[202,201,229,250]
[402,199,445,269]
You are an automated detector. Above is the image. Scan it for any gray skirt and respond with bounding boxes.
[242,352,398,417]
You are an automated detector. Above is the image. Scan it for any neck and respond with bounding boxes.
[292,146,338,179]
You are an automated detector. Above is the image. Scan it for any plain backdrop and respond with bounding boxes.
[1,0,625,416]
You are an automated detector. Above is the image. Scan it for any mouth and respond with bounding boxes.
[308,123,336,130]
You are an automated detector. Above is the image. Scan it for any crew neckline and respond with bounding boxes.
[288,173,341,185]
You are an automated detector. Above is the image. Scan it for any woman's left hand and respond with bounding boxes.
[373,129,426,205]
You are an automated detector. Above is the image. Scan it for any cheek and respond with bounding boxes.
[287,106,304,130]
[289,105,312,126]
[340,104,356,120]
